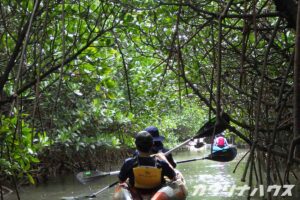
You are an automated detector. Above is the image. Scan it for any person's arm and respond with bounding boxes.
[118,159,131,183]
[155,152,174,169]
[160,148,177,168]
[132,150,139,157]
[224,138,229,146]
[166,154,177,168]
[213,138,218,146]
[160,160,176,180]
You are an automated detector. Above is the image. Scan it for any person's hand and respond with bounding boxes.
[119,182,129,189]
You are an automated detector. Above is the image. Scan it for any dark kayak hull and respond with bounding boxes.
[208,146,237,162]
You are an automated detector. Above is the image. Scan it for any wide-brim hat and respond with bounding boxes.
[145,126,165,142]
[152,136,165,142]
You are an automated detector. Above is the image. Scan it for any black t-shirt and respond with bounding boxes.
[133,145,177,168]
[118,156,176,189]
[151,146,177,168]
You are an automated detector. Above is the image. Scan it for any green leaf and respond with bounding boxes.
[93,98,100,106]
[127,112,134,120]
[124,14,134,23]
[137,14,143,22]
[30,156,40,163]
[104,79,116,88]
[27,173,35,185]
[106,38,114,46]
[95,84,101,92]
[82,63,96,72]
[107,92,116,99]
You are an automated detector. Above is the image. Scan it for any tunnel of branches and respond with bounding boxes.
[1,0,300,198]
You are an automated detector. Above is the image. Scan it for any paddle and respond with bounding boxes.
[75,141,205,184]
[75,141,208,184]
[76,146,237,183]
[61,181,118,200]
[75,114,230,183]
[195,112,230,138]
[62,147,237,200]
[62,115,231,199]
[164,113,230,156]
[76,170,119,184]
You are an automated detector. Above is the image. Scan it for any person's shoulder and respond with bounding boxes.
[132,150,139,157]
[125,156,137,161]
[123,157,137,165]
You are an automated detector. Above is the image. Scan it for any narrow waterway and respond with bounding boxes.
[5,148,300,200]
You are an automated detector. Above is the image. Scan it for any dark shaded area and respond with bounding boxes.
[273,0,298,28]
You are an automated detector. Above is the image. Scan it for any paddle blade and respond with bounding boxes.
[61,195,92,200]
[61,197,78,200]
[76,170,109,184]
[206,147,237,162]
[195,113,230,139]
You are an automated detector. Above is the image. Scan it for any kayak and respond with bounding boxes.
[209,146,237,162]
[112,170,188,200]
[212,145,230,153]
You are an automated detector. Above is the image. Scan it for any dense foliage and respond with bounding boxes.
[0,0,299,190]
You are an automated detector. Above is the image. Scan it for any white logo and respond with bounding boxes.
[192,184,295,197]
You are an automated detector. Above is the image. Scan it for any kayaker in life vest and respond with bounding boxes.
[114,131,176,199]
[144,126,177,168]
[214,133,228,148]
[213,132,229,153]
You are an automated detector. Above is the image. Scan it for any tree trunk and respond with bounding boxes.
[294,0,300,158]
[273,0,297,28]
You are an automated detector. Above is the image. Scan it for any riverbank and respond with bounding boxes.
[35,144,133,182]
[1,144,133,194]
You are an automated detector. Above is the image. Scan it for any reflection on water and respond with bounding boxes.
[5,148,300,200]
[175,149,248,200]
[5,170,118,200]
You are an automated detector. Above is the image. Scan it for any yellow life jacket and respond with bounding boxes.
[133,158,162,189]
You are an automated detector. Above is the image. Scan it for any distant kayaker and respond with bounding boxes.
[213,132,229,153]
[113,131,177,199]
[145,126,177,168]
[214,132,229,148]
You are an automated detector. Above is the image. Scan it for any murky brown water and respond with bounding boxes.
[5,147,300,200]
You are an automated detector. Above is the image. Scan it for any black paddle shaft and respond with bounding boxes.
[195,113,230,139]
[89,181,118,198]
[176,157,207,164]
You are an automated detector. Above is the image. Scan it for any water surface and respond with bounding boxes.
[5,148,299,200]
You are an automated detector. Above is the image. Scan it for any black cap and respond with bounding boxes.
[135,131,153,152]
[145,126,165,142]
